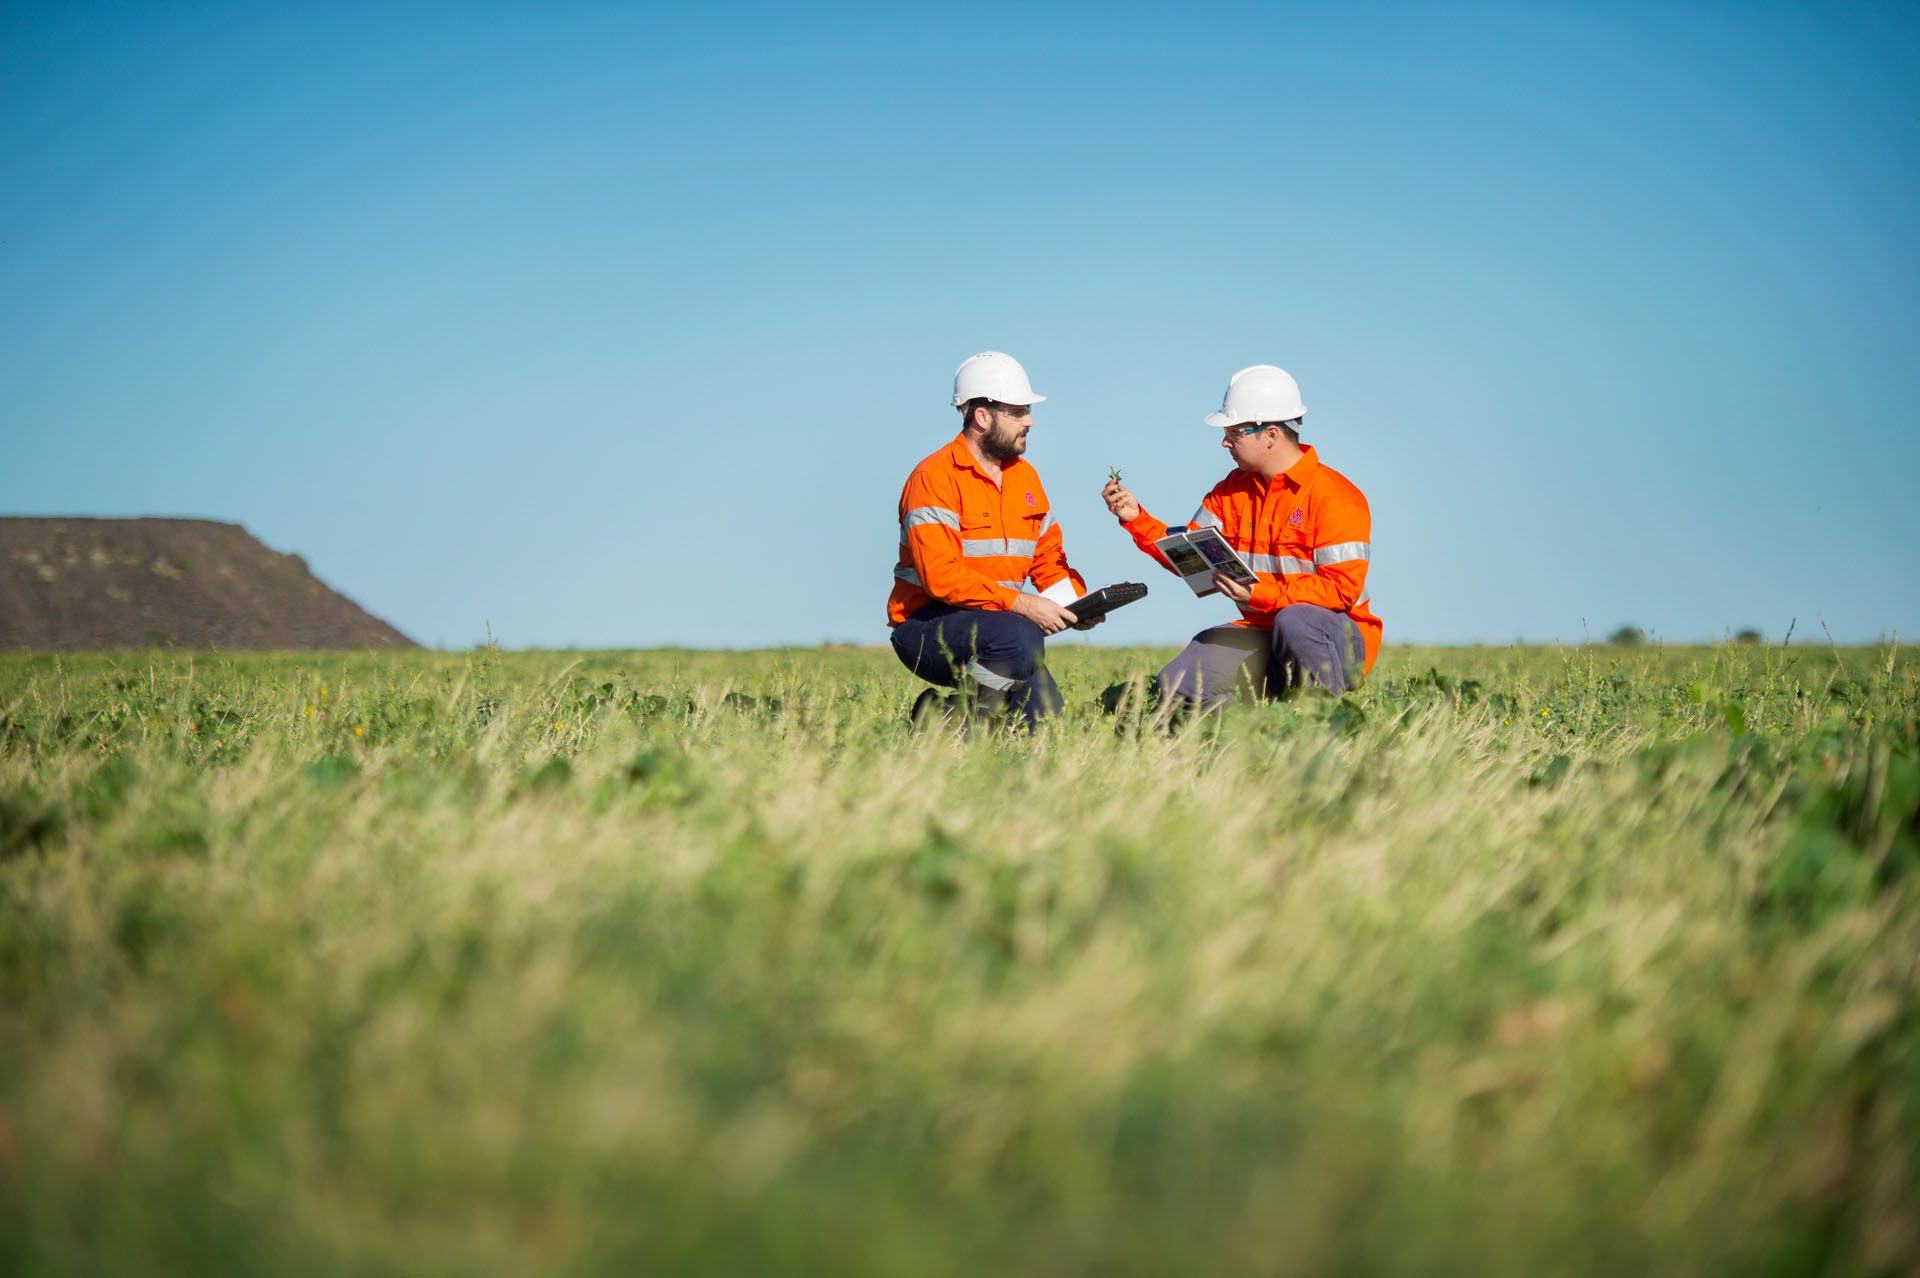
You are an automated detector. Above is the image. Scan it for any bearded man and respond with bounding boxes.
[888,351,1101,726]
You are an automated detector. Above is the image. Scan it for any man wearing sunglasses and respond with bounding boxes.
[1101,364,1381,710]
[889,351,1102,726]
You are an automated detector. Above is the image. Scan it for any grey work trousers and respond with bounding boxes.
[1158,605,1365,710]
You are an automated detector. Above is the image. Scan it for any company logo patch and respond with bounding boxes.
[1025,491,1037,507]
[1288,509,1306,526]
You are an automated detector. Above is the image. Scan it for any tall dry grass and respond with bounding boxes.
[0,642,1914,1275]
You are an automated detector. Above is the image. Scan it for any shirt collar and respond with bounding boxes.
[946,432,1023,481]
[1269,443,1320,491]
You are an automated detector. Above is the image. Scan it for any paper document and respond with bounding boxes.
[1038,579,1080,605]
[1153,526,1259,597]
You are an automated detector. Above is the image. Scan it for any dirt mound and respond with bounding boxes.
[1,518,415,650]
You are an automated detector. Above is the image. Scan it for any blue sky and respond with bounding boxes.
[4,1,1916,649]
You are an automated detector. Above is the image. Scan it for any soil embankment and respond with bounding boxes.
[0,517,414,649]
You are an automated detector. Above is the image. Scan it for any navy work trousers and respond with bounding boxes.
[890,603,1063,725]
[1158,604,1365,710]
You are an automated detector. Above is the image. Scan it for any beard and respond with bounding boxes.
[981,416,1027,463]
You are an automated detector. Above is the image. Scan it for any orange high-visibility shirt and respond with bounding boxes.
[888,434,1086,626]
[1121,445,1383,671]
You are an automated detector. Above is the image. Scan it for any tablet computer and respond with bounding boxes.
[1065,581,1148,622]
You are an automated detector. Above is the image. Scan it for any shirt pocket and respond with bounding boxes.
[958,514,1002,557]
[1009,509,1049,557]
[1265,509,1316,573]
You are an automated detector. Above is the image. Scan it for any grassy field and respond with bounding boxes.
[1,641,1916,1276]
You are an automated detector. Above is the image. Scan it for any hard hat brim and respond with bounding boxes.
[953,392,1046,407]
[1204,407,1305,428]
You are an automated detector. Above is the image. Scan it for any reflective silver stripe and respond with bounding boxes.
[1244,591,1369,613]
[1246,553,1315,575]
[1037,511,1056,538]
[965,658,1018,692]
[903,506,960,530]
[1313,541,1370,565]
[1357,592,1370,606]
[963,538,1037,557]
[901,505,960,546]
[1189,506,1224,530]
[893,562,1028,595]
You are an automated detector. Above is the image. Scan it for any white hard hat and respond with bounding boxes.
[952,351,1045,407]
[1204,364,1306,428]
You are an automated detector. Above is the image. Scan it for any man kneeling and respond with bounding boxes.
[889,352,1101,726]
[1101,364,1381,710]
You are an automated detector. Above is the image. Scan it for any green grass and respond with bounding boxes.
[1,641,1916,1276]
